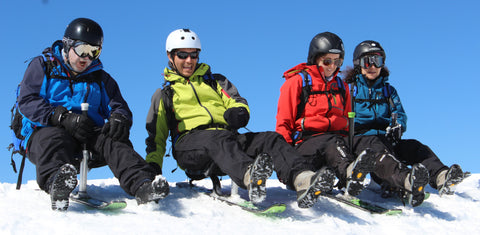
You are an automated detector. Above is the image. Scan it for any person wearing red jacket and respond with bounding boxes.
[276,32,376,196]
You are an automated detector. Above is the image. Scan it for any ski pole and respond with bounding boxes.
[78,103,90,197]
[348,111,355,154]
[390,112,398,147]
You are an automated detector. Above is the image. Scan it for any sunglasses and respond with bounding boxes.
[320,58,343,67]
[175,51,199,60]
[73,41,102,60]
[359,55,384,69]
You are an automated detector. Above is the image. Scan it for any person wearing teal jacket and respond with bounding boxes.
[146,29,336,208]
[344,40,465,200]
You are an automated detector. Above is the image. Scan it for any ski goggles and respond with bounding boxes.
[73,41,102,60]
[359,55,384,69]
[175,51,199,60]
[320,58,343,67]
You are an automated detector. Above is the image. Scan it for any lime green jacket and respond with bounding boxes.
[145,63,249,169]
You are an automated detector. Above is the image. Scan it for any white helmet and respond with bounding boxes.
[165,28,201,52]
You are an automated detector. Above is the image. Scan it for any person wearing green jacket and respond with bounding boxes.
[145,29,336,208]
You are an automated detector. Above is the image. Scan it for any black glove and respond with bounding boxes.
[148,162,162,175]
[223,107,249,129]
[50,106,95,143]
[385,123,402,144]
[101,113,131,142]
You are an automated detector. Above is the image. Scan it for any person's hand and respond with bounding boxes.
[101,113,131,142]
[223,107,249,129]
[385,123,402,144]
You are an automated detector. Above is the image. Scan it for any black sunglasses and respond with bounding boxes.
[175,51,199,60]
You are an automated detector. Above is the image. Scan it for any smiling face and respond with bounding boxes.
[316,53,341,78]
[361,64,382,80]
[168,48,199,77]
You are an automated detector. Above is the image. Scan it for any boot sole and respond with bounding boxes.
[408,164,429,207]
[297,168,335,208]
[51,164,77,211]
[346,149,376,196]
[248,154,274,204]
[439,164,463,196]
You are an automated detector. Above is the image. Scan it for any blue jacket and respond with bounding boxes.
[18,40,132,145]
[352,74,407,136]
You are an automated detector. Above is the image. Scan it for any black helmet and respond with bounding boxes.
[307,32,344,65]
[353,40,385,67]
[64,18,103,46]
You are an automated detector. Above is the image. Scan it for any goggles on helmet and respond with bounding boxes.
[359,55,384,69]
[73,41,102,60]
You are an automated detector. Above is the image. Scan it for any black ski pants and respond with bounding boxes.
[173,130,315,189]
[295,133,356,185]
[387,137,448,188]
[27,127,157,195]
[353,135,410,189]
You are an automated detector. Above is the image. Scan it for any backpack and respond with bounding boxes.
[8,52,57,190]
[296,70,347,119]
[350,80,393,112]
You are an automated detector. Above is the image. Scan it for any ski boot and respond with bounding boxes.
[50,164,78,211]
[135,175,170,204]
[295,167,335,208]
[345,149,376,196]
[244,153,274,204]
[404,163,429,207]
[437,164,464,196]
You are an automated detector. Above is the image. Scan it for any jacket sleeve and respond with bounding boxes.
[145,88,169,169]
[275,76,302,144]
[214,74,249,111]
[17,56,56,126]
[389,86,407,133]
[102,72,133,121]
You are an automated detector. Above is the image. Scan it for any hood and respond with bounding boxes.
[283,63,338,81]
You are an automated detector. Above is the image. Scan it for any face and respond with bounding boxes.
[361,64,381,80]
[168,48,199,77]
[67,48,93,73]
[316,53,341,77]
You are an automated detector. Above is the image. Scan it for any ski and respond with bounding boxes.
[70,192,127,210]
[323,193,402,215]
[176,182,286,216]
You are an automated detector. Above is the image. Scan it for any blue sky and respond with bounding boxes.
[1,0,479,185]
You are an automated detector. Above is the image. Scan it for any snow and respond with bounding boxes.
[1,175,479,234]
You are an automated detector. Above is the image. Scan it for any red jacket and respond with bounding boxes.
[276,63,351,144]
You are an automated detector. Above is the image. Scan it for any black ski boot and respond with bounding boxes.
[50,164,78,211]
[405,163,429,207]
[295,167,335,208]
[345,149,376,196]
[438,164,464,196]
[135,176,170,204]
[244,153,274,204]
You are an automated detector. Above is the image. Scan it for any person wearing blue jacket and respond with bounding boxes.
[18,18,169,210]
[344,40,465,201]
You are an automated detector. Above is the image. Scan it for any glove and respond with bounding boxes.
[50,106,95,143]
[101,113,131,142]
[385,123,402,144]
[223,107,249,129]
